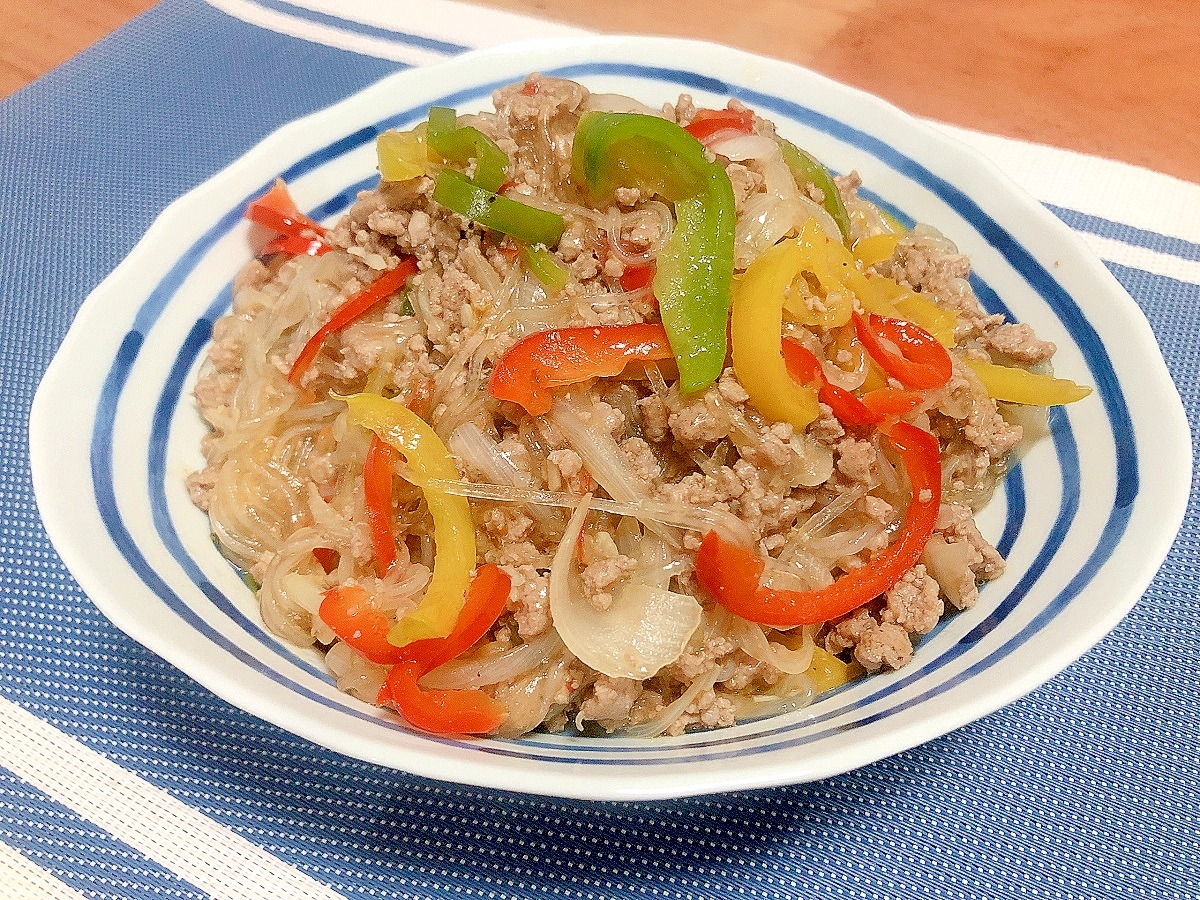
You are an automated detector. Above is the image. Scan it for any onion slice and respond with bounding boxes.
[731,618,816,675]
[707,132,780,162]
[549,497,703,680]
[420,630,565,690]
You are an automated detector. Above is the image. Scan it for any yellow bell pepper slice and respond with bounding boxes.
[792,225,958,347]
[777,219,855,329]
[852,232,903,268]
[732,237,822,430]
[964,358,1092,406]
[342,392,477,646]
[835,255,958,347]
[806,646,861,694]
[377,124,430,182]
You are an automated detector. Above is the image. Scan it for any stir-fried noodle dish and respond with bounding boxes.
[188,75,1090,739]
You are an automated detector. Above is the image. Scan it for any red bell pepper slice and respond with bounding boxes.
[618,262,656,292]
[319,583,406,665]
[245,178,330,256]
[852,311,953,391]
[487,323,675,416]
[321,565,512,734]
[363,436,399,577]
[376,563,512,735]
[780,338,879,427]
[287,256,418,387]
[694,420,942,627]
[311,547,339,573]
[260,233,329,258]
[684,108,756,145]
[382,660,508,735]
[861,388,924,419]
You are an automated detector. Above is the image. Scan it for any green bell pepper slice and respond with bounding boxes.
[519,243,569,292]
[432,170,565,246]
[777,137,853,244]
[571,111,736,395]
[426,106,509,193]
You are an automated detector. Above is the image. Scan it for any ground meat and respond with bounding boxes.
[481,507,535,545]
[716,368,750,404]
[619,207,665,250]
[726,163,765,208]
[885,224,972,297]
[669,93,698,126]
[619,437,662,493]
[637,393,670,443]
[963,399,1023,459]
[835,437,878,483]
[825,608,913,672]
[568,248,601,282]
[204,315,246,374]
[667,385,734,447]
[556,218,588,264]
[980,322,1057,365]
[882,565,944,635]
[417,259,489,349]
[672,628,738,681]
[192,369,238,414]
[809,405,847,445]
[591,401,627,439]
[504,565,550,638]
[936,503,1006,582]
[491,540,545,569]
[185,467,217,510]
[921,534,982,609]
[547,448,583,480]
[576,676,641,732]
[862,495,895,523]
[835,171,862,200]
[579,531,637,611]
[694,690,737,730]
[232,257,273,295]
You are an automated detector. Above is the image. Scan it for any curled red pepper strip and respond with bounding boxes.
[320,566,512,734]
[861,388,924,419]
[852,311,953,391]
[288,256,418,387]
[487,324,674,416]
[694,421,942,627]
[319,584,406,665]
[363,436,399,578]
[245,178,330,256]
[382,660,507,735]
[260,234,329,258]
[377,564,512,735]
[684,108,756,144]
[780,338,879,427]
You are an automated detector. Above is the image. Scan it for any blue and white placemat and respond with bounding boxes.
[1,1,1197,897]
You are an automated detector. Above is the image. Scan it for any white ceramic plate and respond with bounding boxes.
[29,36,1191,800]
